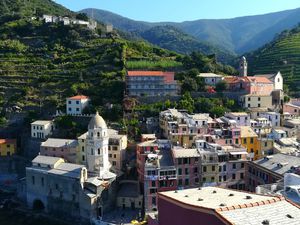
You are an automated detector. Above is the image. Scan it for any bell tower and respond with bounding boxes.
[86,112,110,177]
[239,56,248,77]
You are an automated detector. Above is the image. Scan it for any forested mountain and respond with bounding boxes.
[81,7,300,54]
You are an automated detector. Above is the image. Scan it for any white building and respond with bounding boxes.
[260,112,281,127]
[66,95,90,115]
[269,128,288,140]
[224,112,250,126]
[85,112,116,180]
[198,73,223,86]
[26,155,114,221]
[31,120,55,139]
[42,15,54,23]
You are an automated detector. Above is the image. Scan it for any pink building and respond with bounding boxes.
[224,76,274,95]
[40,138,78,163]
[172,147,201,188]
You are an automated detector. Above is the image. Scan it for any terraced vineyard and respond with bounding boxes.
[0,16,182,124]
[247,27,300,96]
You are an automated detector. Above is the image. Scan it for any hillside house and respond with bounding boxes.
[198,73,223,86]
[66,95,90,115]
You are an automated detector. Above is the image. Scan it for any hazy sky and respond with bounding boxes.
[55,0,300,22]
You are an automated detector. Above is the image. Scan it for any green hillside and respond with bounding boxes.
[247,26,300,96]
[0,0,73,16]
[139,25,235,63]
[0,15,181,125]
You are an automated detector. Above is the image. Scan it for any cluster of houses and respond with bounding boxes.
[3,57,300,224]
[126,57,284,112]
[41,14,98,30]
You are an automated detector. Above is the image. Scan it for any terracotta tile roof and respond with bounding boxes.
[246,77,273,84]
[0,139,16,145]
[127,71,175,83]
[68,95,89,100]
[127,71,174,76]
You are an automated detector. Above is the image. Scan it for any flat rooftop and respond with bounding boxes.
[31,120,52,125]
[159,187,300,225]
[159,187,276,210]
[41,138,78,148]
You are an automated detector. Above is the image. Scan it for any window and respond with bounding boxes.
[185,168,189,175]
[32,176,35,185]
[55,184,59,189]
[76,100,79,104]
[243,138,247,144]
[178,168,182,175]
[152,181,156,187]
[264,142,268,147]
[82,155,85,161]
[240,173,244,179]
[68,107,71,111]
[76,108,80,112]
[232,174,236,180]
[202,177,206,182]
[185,178,189,185]
[114,154,116,158]
[248,104,251,108]
[232,163,236,169]
[152,197,156,205]
[219,176,222,182]
[211,177,215,182]
[250,138,254,144]
[97,132,100,137]
[235,139,239,144]
[258,97,261,101]
[68,101,71,104]
[82,146,84,152]
[194,167,198,173]
[212,166,215,171]
[112,161,116,166]
[223,165,226,172]
[178,179,183,186]
[258,104,261,107]
[203,166,207,172]
[98,149,100,155]
[241,163,244,168]
[223,175,227,181]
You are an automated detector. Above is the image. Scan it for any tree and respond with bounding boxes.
[215,81,228,92]
[181,77,198,93]
[76,13,89,21]
[178,92,195,113]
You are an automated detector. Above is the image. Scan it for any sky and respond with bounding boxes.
[55,0,300,22]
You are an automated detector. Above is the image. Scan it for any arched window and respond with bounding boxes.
[98,149,100,155]
[97,132,100,137]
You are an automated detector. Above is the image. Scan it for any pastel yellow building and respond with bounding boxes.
[0,139,17,156]
[240,126,260,160]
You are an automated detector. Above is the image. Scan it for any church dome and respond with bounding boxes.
[88,111,107,129]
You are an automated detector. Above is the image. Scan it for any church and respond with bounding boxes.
[25,113,119,223]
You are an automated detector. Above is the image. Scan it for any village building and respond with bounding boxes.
[246,153,300,192]
[126,71,179,97]
[198,73,223,86]
[40,138,78,163]
[0,139,17,156]
[26,156,115,222]
[31,120,55,139]
[149,187,300,225]
[66,95,90,115]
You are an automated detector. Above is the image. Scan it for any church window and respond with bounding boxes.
[97,132,100,137]
[98,149,100,155]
